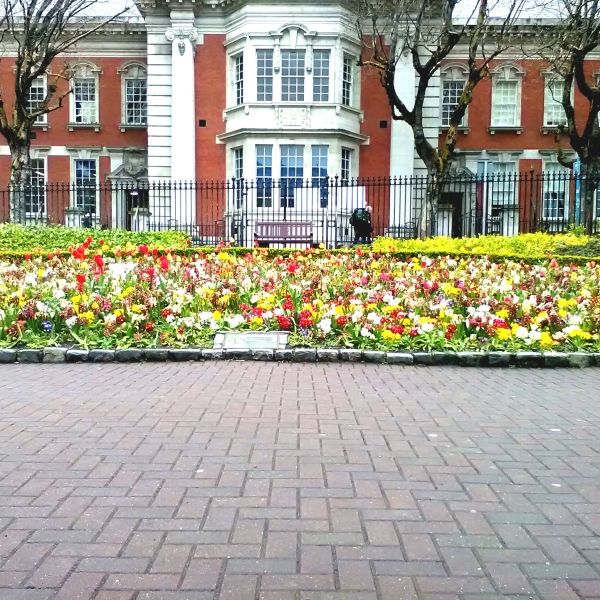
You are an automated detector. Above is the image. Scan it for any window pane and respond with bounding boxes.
[313,50,330,102]
[234,54,244,105]
[441,80,465,127]
[341,148,352,183]
[75,159,97,213]
[490,162,517,208]
[25,159,45,214]
[256,145,273,208]
[311,146,328,207]
[543,162,569,219]
[27,79,46,124]
[342,54,353,107]
[492,80,518,127]
[544,80,566,127]
[74,79,97,124]
[125,79,147,125]
[280,145,304,208]
[281,51,305,102]
[257,50,273,102]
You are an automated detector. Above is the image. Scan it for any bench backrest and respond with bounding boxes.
[255,221,313,239]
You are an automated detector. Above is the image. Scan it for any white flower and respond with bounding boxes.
[250,294,259,304]
[367,312,382,325]
[199,311,213,322]
[53,289,65,299]
[209,320,220,330]
[166,315,175,324]
[515,326,529,339]
[351,310,363,323]
[360,327,374,338]
[107,262,136,280]
[273,308,284,317]
[25,273,36,285]
[421,322,435,332]
[568,315,583,325]
[65,316,77,329]
[529,330,541,341]
[354,287,365,295]
[263,311,273,320]
[225,314,245,328]
[318,318,332,334]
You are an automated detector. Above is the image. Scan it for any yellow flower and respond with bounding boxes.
[318,243,325,249]
[567,327,584,338]
[250,316,263,325]
[113,309,123,317]
[71,294,81,304]
[558,298,569,309]
[402,318,411,326]
[540,332,555,347]
[496,309,509,319]
[37,269,45,278]
[91,301,99,310]
[217,251,232,262]
[131,304,142,313]
[212,310,222,321]
[334,305,345,315]
[81,311,94,323]
[559,309,568,318]
[497,328,512,340]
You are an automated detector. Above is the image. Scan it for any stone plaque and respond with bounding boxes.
[278,107,307,128]
[214,331,289,350]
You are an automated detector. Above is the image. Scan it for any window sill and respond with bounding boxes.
[119,124,147,132]
[440,126,470,135]
[541,126,567,135]
[488,126,523,135]
[32,123,50,132]
[67,123,101,132]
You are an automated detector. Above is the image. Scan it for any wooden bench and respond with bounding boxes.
[254,221,314,248]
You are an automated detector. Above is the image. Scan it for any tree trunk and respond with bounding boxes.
[8,135,31,225]
[580,160,600,235]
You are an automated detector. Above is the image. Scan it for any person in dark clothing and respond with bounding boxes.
[350,205,373,245]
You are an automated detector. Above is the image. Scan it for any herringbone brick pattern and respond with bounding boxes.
[0,363,598,599]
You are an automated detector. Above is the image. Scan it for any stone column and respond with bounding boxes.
[166,13,197,232]
[389,51,416,228]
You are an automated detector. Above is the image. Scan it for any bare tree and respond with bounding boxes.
[534,0,600,232]
[0,0,131,221]
[351,0,525,234]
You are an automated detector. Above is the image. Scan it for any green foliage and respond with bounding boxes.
[0,225,190,254]
[372,233,600,262]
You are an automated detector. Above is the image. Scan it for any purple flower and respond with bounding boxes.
[41,321,53,333]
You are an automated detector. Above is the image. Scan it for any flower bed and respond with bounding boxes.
[1,239,600,353]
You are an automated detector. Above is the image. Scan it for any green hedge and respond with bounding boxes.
[0,224,190,253]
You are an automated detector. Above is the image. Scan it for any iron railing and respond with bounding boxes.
[1,172,598,247]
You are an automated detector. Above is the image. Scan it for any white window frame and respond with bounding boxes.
[341,147,352,183]
[542,161,570,221]
[440,64,469,128]
[342,53,354,107]
[118,61,147,129]
[68,62,102,130]
[71,155,99,217]
[256,144,273,208]
[24,156,47,218]
[280,145,304,207]
[543,73,569,129]
[233,53,244,105]
[490,64,525,132]
[27,76,47,126]
[281,50,305,102]
[312,49,330,102]
[256,49,274,102]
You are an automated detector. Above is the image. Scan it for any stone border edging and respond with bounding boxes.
[0,347,599,367]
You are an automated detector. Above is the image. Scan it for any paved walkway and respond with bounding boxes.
[0,363,598,599]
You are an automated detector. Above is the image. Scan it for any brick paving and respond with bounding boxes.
[0,363,598,599]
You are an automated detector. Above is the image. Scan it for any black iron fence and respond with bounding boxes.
[1,172,598,247]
